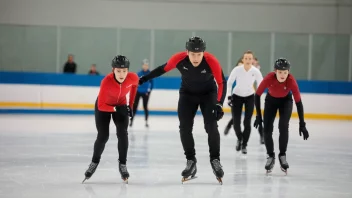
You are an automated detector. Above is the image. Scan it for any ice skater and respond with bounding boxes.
[83,55,139,183]
[139,36,226,184]
[225,50,263,154]
[130,59,154,128]
[253,58,309,174]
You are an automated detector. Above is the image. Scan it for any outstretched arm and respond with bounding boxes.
[140,52,187,83]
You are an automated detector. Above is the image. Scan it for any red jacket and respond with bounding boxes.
[97,72,139,112]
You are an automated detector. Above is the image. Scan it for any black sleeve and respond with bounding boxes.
[296,100,305,123]
[255,94,262,119]
[143,63,167,81]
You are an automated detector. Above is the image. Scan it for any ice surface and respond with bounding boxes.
[0,114,352,198]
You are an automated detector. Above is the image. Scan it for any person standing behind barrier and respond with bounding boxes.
[130,59,154,127]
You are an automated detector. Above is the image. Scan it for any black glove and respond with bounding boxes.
[253,116,263,129]
[139,76,147,85]
[299,122,309,140]
[227,96,233,107]
[213,103,224,121]
[127,105,133,118]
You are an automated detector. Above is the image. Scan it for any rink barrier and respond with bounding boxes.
[1,71,352,120]
[1,71,352,94]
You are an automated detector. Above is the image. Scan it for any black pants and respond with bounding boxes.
[92,100,129,164]
[178,91,220,161]
[263,93,293,157]
[132,92,150,122]
[231,94,255,146]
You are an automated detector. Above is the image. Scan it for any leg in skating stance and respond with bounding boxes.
[231,95,244,152]
[83,101,111,183]
[241,94,255,154]
[112,105,130,182]
[178,93,199,182]
[200,92,224,184]
[277,97,293,174]
[254,94,278,173]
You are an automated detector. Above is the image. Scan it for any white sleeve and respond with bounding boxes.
[255,69,263,89]
[227,67,237,96]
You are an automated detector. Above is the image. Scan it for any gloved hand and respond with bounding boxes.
[139,76,147,85]
[253,116,263,129]
[213,103,224,121]
[299,122,309,140]
[127,105,133,118]
[227,96,233,107]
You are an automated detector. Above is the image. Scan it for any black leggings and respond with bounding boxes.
[92,100,129,164]
[230,94,254,146]
[132,92,150,121]
[263,93,293,157]
[177,91,220,161]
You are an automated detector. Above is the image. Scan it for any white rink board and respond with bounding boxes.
[0,84,352,115]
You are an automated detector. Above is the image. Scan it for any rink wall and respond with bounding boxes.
[0,71,352,120]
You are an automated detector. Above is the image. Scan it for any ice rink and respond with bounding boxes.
[0,114,352,198]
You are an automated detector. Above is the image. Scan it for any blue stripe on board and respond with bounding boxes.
[1,71,352,94]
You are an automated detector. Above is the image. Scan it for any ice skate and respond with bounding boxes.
[119,163,130,184]
[210,159,224,185]
[241,144,247,154]
[279,154,289,175]
[265,156,275,175]
[236,140,242,152]
[145,121,149,128]
[82,162,99,183]
[181,159,197,184]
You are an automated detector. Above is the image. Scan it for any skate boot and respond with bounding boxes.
[145,121,149,128]
[241,144,247,154]
[181,158,197,184]
[119,163,130,183]
[279,154,289,175]
[236,140,242,151]
[265,156,275,175]
[210,159,224,185]
[82,162,99,183]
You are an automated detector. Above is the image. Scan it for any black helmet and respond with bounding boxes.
[186,36,206,52]
[274,58,290,70]
[112,55,130,68]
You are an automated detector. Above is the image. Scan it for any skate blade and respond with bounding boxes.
[280,167,288,175]
[181,176,197,184]
[217,177,223,185]
[122,178,129,184]
[82,177,89,184]
[266,169,273,175]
